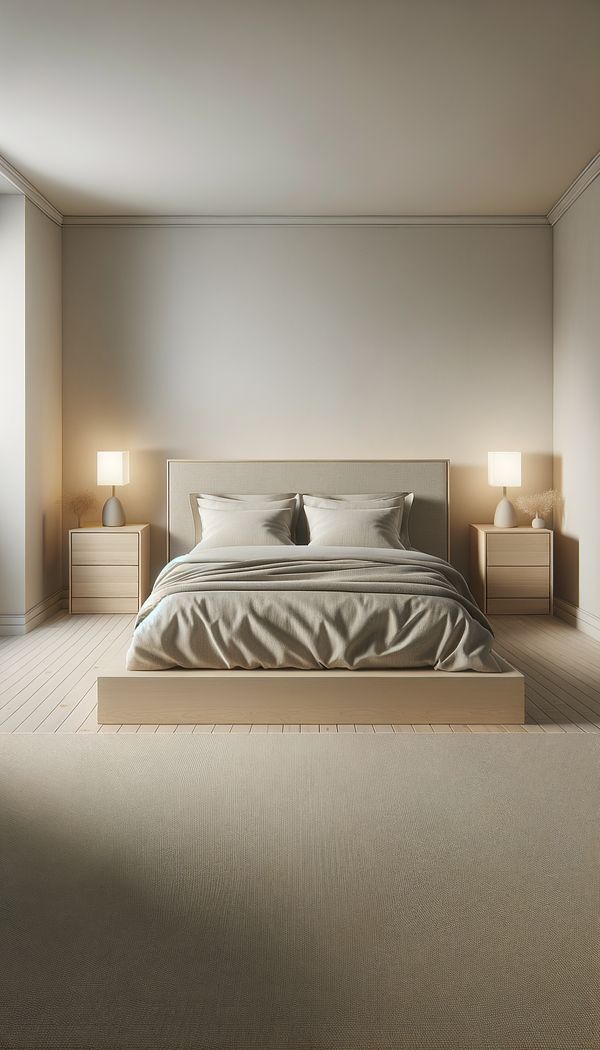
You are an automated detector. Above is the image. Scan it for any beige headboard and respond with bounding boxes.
[167,460,449,561]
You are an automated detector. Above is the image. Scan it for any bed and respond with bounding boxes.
[96,460,524,724]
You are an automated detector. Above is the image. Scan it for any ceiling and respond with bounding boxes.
[0,173,18,193]
[1,0,599,217]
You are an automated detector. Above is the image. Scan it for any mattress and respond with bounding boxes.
[125,545,505,673]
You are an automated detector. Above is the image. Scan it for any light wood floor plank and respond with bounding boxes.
[505,641,600,721]
[4,617,131,733]
[77,699,102,734]
[0,615,93,677]
[55,621,134,732]
[494,638,599,731]
[0,615,108,714]
[494,621,600,702]
[49,619,135,734]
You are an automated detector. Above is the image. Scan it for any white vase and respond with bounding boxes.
[531,516,545,529]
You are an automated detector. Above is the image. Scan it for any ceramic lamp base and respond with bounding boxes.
[102,495,126,527]
[493,495,517,528]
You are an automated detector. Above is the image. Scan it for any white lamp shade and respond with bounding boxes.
[97,451,130,487]
[488,451,521,488]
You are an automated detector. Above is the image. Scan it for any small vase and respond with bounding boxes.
[531,516,545,529]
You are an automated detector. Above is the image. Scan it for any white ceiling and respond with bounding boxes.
[1,0,599,217]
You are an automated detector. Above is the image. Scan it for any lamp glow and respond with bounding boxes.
[97,451,130,526]
[488,451,521,528]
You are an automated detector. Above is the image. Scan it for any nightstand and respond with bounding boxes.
[470,525,553,615]
[69,524,150,614]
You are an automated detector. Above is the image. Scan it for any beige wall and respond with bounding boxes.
[0,196,26,618]
[25,199,63,611]
[553,176,600,630]
[0,196,62,632]
[63,224,553,581]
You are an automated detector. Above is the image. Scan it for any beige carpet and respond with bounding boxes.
[0,736,598,1050]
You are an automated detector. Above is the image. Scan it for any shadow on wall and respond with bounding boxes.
[552,454,579,607]
[124,447,180,580]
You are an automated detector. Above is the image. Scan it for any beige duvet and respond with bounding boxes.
[126,545,506,673]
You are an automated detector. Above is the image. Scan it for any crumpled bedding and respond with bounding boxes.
[126,545,506,673]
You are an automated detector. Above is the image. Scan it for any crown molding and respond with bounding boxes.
[7,149,600,229]
[547,150,600,226]
[62,213,549,228]
[0,154,63,225]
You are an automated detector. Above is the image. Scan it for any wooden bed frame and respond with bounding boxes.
[96,459,525,725]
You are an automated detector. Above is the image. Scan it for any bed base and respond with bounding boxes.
[96,655,525,725]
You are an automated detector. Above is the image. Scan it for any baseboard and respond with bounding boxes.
[0,588,67,636]
[554,597,600,643]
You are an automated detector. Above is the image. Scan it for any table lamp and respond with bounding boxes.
[488,451,521,528]
[97,451,130,527]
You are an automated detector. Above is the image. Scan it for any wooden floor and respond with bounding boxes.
[0,612,598,734]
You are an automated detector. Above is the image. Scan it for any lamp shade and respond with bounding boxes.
[488,451,521,488]
[97,451,130,487]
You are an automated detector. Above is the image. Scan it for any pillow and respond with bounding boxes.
[194,504,294,549]
[303,492,414,547]
[190,493,298,544]
[304,504,404,549]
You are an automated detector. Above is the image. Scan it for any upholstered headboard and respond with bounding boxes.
[167,460,449,561]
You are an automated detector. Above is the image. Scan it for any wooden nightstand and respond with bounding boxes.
[69,525,150,614]
[470,525,553,615]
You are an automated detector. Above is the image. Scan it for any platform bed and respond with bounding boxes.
[96,459,525,726]
[97,656,524,725]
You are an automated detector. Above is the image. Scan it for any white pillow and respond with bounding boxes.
[190,493,298,545]
[304,504,404,549]
[194,504,295,549]
[303,492,413,547]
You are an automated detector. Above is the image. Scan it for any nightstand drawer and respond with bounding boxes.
[71,532,139,565]
[71,564,139,598]
[487,598,551,615]
[487,565,549,599]
[487,533,549,566]
[71,597,140,614]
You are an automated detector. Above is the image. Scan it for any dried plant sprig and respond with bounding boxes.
[514,489,559,518]
[63,491,98,528]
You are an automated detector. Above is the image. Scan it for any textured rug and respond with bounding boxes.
[0,736,598,1050]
